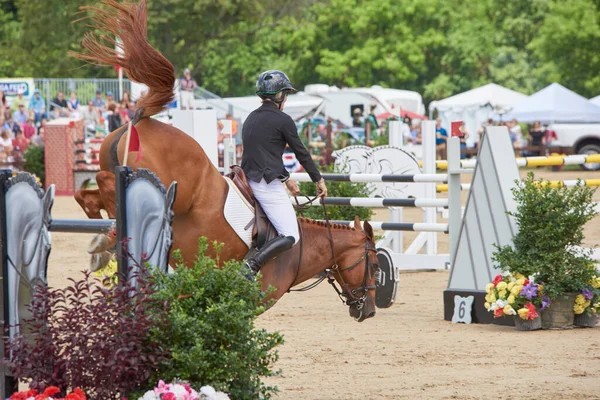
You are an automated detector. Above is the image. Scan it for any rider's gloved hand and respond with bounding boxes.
[316,178,327,198]
[285,179,300,196]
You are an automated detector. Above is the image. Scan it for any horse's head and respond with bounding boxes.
[332,216,379,322]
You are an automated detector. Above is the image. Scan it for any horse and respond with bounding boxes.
[71,0,379,321]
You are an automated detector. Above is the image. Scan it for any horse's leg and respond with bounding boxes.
[96,171,117,218]
[74,189,104,219]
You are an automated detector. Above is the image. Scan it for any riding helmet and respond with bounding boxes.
[256,70,297,103]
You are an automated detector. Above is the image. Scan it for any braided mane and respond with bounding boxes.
[298,217,356,231]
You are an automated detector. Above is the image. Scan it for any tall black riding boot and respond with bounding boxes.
[245,235,295,279]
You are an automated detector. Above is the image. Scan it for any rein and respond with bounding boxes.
[289,194,379,310]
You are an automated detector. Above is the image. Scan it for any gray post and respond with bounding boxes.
[447,136,461,267]
[223,137,236,172]
[0,170,16,397]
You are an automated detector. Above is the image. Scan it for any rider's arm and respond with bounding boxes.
[281,117,322,183]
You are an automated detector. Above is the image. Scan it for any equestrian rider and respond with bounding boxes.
[241,70,328,278]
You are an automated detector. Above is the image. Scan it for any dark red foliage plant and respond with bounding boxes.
[6,269,169,399]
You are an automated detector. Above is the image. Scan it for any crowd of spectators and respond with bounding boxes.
[0,87,138,167]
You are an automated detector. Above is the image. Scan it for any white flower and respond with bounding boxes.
[139,391,160,400]
[200,386,230,400]
[495,299,508,309]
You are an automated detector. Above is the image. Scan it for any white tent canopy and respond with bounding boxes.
[429,83,527,147]
[504,83,600,124]
[591,94,600,106]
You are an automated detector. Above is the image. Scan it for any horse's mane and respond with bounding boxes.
[69,0,175,118]
[298,217,356,231]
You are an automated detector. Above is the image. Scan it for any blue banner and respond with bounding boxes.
[0,81,31,96]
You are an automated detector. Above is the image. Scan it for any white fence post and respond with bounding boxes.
[421,120,437,257]
[447,136,461,267]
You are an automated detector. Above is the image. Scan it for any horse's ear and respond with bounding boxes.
[363,220,374,241]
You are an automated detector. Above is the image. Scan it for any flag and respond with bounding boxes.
[127,124,143,162]
[451,121,463,137]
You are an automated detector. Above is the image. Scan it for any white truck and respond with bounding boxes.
[550,124,600,170]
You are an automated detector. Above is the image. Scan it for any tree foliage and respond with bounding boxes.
[1,0,599,101]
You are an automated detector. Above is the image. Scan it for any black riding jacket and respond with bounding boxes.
[241,102,322,184]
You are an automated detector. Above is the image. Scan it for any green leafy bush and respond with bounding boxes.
[492,173,598,300]
[148,238,284,400]
[297,164,373,221]
[23,145,45,185]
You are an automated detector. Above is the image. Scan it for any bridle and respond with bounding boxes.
[291,195,380,311]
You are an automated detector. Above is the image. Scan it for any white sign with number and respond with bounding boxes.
[452,295,474,324]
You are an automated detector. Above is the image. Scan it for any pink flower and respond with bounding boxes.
[154,380,169,395]
[162,393,176,400]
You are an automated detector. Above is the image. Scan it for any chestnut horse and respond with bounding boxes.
[71,0,378,321]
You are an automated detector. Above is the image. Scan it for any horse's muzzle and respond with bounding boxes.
[349,297,376,322]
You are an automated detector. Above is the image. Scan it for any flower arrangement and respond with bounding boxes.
[138,381,229,400]
[574,276,600,315]
[9,387,86,400]
[484,273,548,320]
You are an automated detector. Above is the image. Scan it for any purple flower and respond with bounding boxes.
[581,289,594,301]
[520,282,539,300]
[540,295,551,311]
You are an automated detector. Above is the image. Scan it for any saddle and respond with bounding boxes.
[226,165,279,252]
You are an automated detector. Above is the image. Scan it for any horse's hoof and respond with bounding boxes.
[90,251,113,272]
[88,233,116,254]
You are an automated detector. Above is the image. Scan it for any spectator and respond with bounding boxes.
[528,120,545,156]
[106,91,116,108]
[117,103,130,124]
[32,123,45,148]
[435,118,448,159]
[13,104,28,127]
[92,90,106,114]
[81,101,100,130]
[0,115,10,131]
[67,91,81,118]
[352,108,363,127]
[458,123,470,159]
[12,128,29,153]
[3,105,12,125]
[179,68,197,110]
[29,89,48,124]
[509,119,523,149]
[10,89,28,112]
[0,90,6,109]
[364,103,379,145]
[126,102,135,120]
[107,103,122,132]
[22,117,36,139]
[120,91,131,105]
[50,92,70,118]
[0,129,13,160]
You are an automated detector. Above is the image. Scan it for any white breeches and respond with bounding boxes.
[180,91,195,109]
[249,178,300,244]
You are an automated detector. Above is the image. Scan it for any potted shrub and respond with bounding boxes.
[484,273,548,331]
[573,275,600,328]
[492,173,598,330]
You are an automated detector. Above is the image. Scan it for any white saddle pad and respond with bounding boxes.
[223,177,255,249]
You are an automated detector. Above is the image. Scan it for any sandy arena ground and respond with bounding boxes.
[47,169,600,399]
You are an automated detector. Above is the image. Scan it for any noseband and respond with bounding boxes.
[290,196,380,311]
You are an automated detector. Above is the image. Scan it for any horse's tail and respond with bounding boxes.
[70,0,175,118]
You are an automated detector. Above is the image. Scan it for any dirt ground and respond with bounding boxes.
[46,168,600,399]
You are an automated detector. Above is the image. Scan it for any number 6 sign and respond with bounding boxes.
[451,295,474,324]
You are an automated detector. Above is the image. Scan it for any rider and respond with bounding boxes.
[241,70,328,277]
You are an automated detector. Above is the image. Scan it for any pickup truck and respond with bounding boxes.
[549,124,600,170]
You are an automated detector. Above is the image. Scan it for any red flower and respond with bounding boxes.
[525,302,538,320]
[493,275,503,286]
[494,308,504,318]
[523,279,530,286]
[44,387,61,397]
[162,393,176,400]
